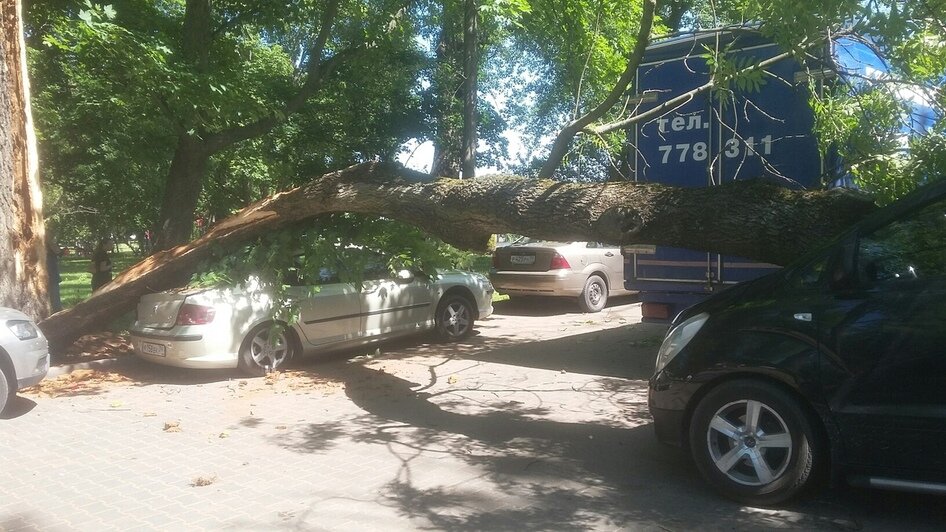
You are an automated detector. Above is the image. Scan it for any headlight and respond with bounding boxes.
[655,312,709,373]
[7,320,39,341]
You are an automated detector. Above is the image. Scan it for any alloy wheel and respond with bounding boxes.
[442,301,471,338]
[249,329,290,371]
[706,399,794,486]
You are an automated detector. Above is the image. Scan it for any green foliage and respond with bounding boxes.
[192,214,474,290]
[703,45,767,104]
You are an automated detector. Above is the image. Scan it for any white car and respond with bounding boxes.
[490,241,632,312]
[130,267,494,375]
[0,307,50,414]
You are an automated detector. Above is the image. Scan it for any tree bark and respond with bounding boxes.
[39,161,876,352]
[0,0,48,319]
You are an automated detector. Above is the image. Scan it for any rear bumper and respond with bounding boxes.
[490,270,586,296]
[130,329,239,369]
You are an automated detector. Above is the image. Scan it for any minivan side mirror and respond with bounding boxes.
[828,237,858,291]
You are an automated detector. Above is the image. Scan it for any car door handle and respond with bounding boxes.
[793,313,812,322]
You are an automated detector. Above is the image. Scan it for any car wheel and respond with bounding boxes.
[239,323,294,377]
[0,366,10,415]
[578,274,608,313]
[689,379,820,506]
[435,295,475,341]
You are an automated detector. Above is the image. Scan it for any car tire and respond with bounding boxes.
[0,366,10,415]
[435,295,475,341]
[578,274,608,313]
[688,379,820,506]
[238,323,294,377]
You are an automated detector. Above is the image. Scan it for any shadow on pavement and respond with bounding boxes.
[0,396,37,419]
[493,294,639,317]
[278,331,946,530]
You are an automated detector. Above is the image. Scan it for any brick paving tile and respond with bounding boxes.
[4,301,946,530]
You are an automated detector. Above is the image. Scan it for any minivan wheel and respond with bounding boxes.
[578,275,607,313]
[239,323,293,377]
[689,380,819,506]
[435,295,475,341]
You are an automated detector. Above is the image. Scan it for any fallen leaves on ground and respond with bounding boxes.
[21,369,133,398]
[54,332,134,365]
[235,370,344,395]
[190,474,217,487]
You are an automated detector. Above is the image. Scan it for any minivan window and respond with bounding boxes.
[856,197,946,286]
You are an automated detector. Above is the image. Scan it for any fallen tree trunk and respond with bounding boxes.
[39,161,875,352]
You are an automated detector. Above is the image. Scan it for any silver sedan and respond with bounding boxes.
[490,241,631,312]
[130,269,494,376]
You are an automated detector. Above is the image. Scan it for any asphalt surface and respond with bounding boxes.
[1,297,944,531]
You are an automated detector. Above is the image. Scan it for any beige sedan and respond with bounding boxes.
[490,241,631,312]
[130,268,494,376]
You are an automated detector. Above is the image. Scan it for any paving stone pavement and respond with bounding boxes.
[2,298,945,531]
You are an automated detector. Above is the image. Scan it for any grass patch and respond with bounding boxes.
[58,246,141,309]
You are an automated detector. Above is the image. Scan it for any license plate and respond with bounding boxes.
[509,254,535,265]
[141,342,166,357]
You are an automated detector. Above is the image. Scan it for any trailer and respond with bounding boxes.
[623,29,851,322]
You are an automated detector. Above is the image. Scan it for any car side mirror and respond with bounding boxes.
[396,269,415,283]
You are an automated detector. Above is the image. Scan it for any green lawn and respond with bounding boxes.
[58,246,141,309]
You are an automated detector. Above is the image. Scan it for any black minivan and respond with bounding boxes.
[648,179,946,505]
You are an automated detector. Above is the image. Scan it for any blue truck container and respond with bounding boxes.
[624,30,835,322]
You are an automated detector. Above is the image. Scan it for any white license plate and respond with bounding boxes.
[509,254,535,265]
[140,342,166,357]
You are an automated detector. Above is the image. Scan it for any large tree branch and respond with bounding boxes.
[39,161,875,352]
[537,0,657,178]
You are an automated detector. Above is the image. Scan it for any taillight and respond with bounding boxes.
[176,303,216,325]
[549,253,571,270]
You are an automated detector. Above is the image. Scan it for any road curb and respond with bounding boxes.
[47,356,135,378]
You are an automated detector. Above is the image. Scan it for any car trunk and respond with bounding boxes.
[135,292,192,329]
[494,246,559,272]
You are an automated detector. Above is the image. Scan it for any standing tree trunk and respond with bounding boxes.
[430,1,463,178]
[0,0,48,319]
[154,134,210,250]
[460,0,478,179]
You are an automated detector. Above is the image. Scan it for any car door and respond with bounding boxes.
[292,266,363,347]
[587,242,624,291]
[819,196,946,474]
[361,264,433,338]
